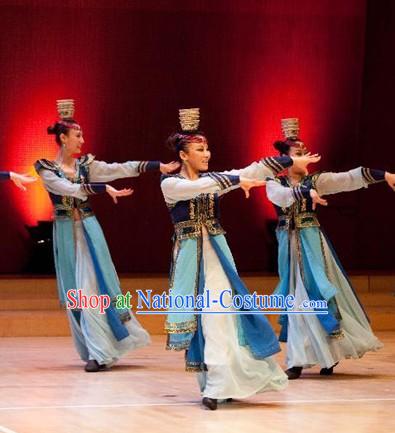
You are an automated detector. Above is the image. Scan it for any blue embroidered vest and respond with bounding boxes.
[274,174,321,230]
[162,174,226,240]
[35,155,95,220]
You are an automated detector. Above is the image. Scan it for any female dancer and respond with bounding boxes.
[35,99,179,372]
[265,118,394,379]
[160,108,318,410]
[0,171,36,189]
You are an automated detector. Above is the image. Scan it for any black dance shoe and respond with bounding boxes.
[84,360,101,372]
[202,397,218,410]
[285,366,303,380]
[320,362,339,376]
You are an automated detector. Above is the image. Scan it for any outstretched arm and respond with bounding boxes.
[89,160,161,182]
[39,169,133,203]
[39,169,106,200]
[161,173,240,204]
[314,167,391,196]
[88,158,180,182]
[221,153,321,180]
[221,156,294,180]
[1,171,37,190]
[266,179,327,209]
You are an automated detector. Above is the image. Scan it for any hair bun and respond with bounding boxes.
[273,140,290,155]
[47,124,57,135]
[166,132,182,152]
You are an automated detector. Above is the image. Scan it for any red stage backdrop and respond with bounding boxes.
[0,0,393,273]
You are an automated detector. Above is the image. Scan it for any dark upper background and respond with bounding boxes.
[0,0,394,274]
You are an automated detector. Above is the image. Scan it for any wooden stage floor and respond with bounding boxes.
[0,333,394,433]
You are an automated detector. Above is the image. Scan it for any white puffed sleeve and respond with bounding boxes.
[88,160,142,182]
[221,156,294,180]
[266,180,295,208]
[266,179,312,208]
[39,170,88,200]
[314,168,367,196]
[161,173,240,204]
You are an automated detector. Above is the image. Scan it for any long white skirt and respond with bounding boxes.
[197,235,288,399]
[67,221,150,365]
[286,231,383,369]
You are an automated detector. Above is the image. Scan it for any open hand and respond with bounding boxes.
[106,185,134,204]
[240,178,266,199]
[160,161,181,174]
[310,189,328,210]
[292,153,321,174]
[10,172,37,191]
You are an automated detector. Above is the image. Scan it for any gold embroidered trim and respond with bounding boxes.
[319,230,329,276]
[329,329,345,339]
[164,320,197,334]
[295,230,307,287]
[165,341,191,351]
[174,219,225,240]
[294,212,320,228]
[277,213,320,230]
[54,201,94,220]
[185,366,202,372]
[185,363,205,372]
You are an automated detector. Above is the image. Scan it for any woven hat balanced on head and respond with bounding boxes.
[55,99,81,130]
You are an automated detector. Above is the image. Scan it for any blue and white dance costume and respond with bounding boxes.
[266,167,384,369]
[35,155,158,366]
[161,156,293,400]
[0,171,10,181]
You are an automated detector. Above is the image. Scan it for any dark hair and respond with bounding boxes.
[47,119,79,146]
[166,131,207,160]
[273,138,302,155]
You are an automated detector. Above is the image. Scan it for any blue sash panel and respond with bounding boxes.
[274,227,342,342]
[168,234,281,371]
[53,216,130,341]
